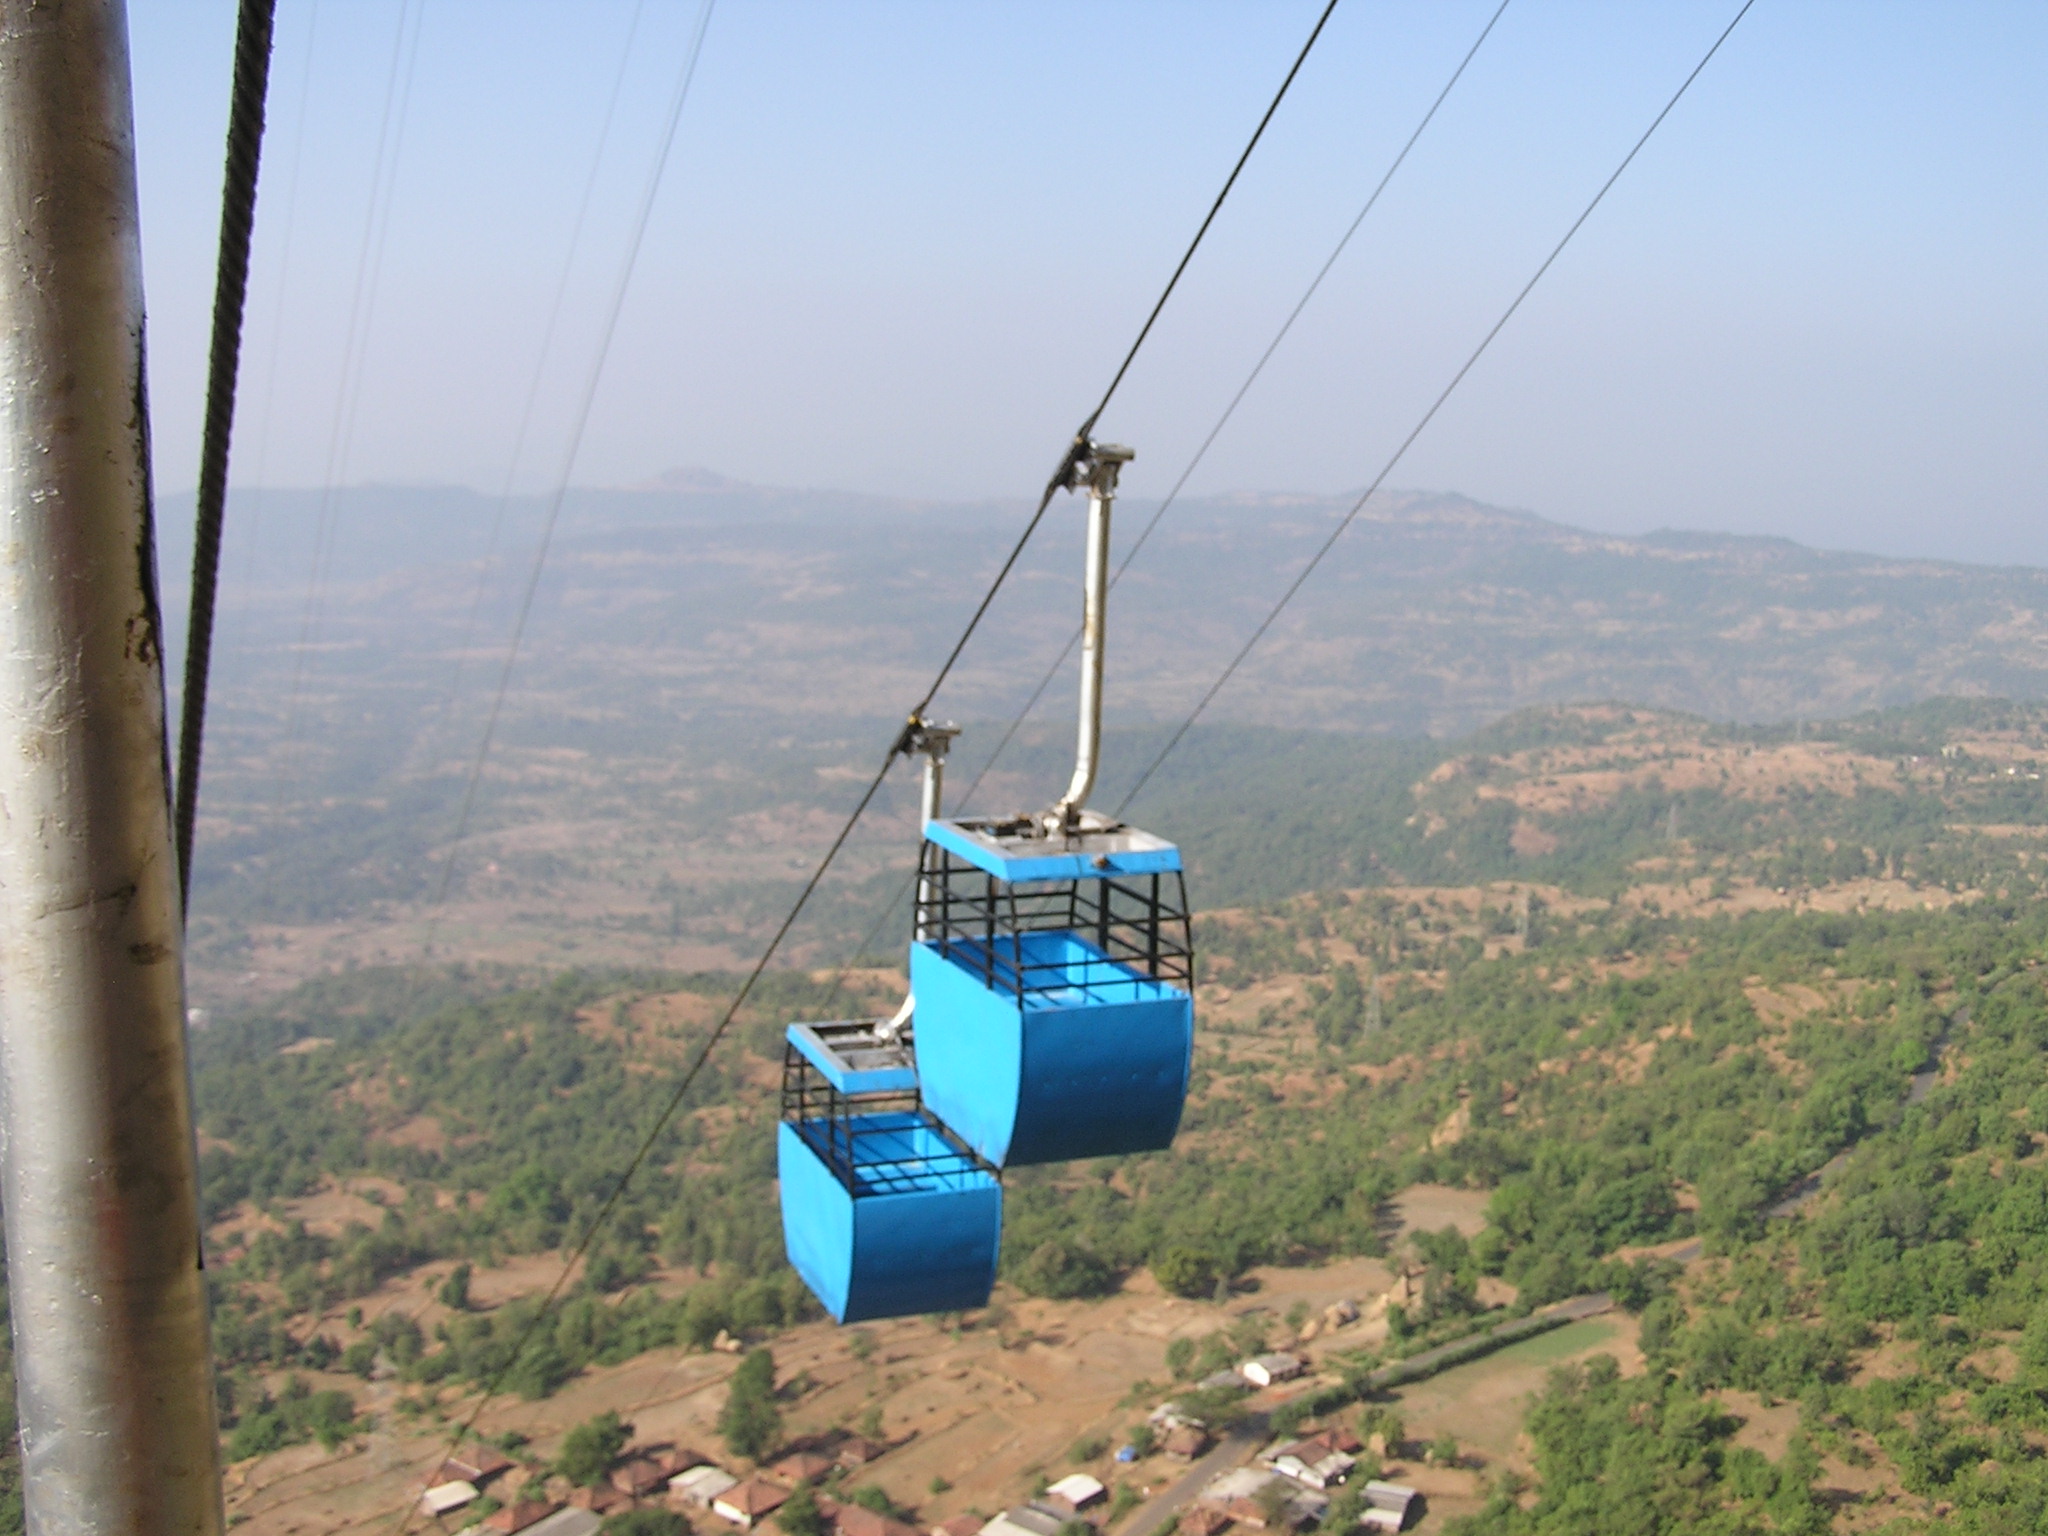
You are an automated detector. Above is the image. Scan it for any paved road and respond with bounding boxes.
[1117,1295,1615,1536]
[1123,1419,1271,1536]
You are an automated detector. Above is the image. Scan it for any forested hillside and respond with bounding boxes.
[6,697,2042,1532]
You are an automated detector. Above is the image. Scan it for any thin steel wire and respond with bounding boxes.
[1117,0,1759,818]
[429,0,716,912]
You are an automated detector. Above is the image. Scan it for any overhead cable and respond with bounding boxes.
[957,0,1513,816]
[429,0,715,911]
[910,0,1342,723]
[434,0,650,729]
[174,0,278,915]
[257,0,425,916]
[1117,0,1758,818]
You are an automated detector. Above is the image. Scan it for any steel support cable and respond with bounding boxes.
[1116,0,1758,819]
[908,0,1341,725]
[824,0,1511,1011]
[390,7,1343,1507]
[954,0,1513,822]
[174,0,277,916]
[428,0,715,914]
[433,0,650,731]
[258,0,423,915]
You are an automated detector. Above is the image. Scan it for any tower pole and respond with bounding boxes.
[0,4,225,1533]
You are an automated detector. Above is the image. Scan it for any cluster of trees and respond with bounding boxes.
[223,1375,358,1462]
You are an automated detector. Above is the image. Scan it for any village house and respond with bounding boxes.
[1359,1481,1418,1533]
[419,1481,478,1518]
[1266,1429,1361,1490]
[1239,1353,1304,1388]
[714,1479,790,1529]
[522,1510,602,1536]
[483,1500,560,1535]
[442,1450,515,1487]
[768,1451,837,1487]
[836,1435,891,1469]
[975,1503,1067,1536]
[670,1465,739,1508]
[565,1485,629,1515]
[832,1503,921,1536]
[611,1456,674,1499]
[1042,1474,1106,1512]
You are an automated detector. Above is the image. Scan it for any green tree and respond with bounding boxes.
[776,1484,823,1536]
[557,1410,632,1487]
[720,1349,781,1461]
[439,1262,473,1312]
[1013,1241,1115,1300]
[1152,1247,1220,1300]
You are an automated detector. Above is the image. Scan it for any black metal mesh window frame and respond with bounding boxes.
[780,1040,997,1197]
[914,842,1194,1003]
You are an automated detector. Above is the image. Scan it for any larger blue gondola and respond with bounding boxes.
[909,813,1193,1167]
[777,1019,1002,1323]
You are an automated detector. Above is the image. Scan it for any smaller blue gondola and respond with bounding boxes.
[909,813,1194,1168]
[777,1019,1002,1323]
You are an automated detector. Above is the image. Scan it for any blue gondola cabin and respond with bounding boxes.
[777,1020,1002,1323]
[908,813,1194,1168]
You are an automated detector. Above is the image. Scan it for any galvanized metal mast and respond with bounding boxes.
[0,4,225,1533]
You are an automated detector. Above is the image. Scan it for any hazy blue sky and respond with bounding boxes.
[131,2,2047,564]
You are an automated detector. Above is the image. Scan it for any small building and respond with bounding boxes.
[671,1466,740,1507]
[1163,1425,1212,1460]
[714,1479,791,1529]
[1178,1509,1232,1536]
[1200,1369,1247,1392]
[1272,1448,1353,1491]
[484,1501,560,1535]
[836,1435,891,1468]
[834,1505,922,1536]
[1267,1433,1356,1490]
[523,1510,603,1536]
[1044,1474,1106,1511]
[933,1516,984,1536]
[977,1505,1067,1536]
[660,1447,711,1478]
[1240,1354,1303,1388]
[420,1481,479,1518]
[444,1450,516,1486]
[612,1457,674,1498]
[769,1451,837,1487]
[1358,1482,1417,1534]
[566,1486,628,1514]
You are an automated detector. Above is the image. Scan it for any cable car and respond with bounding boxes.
[908,810,1193,1166]
[908,442,1196,1168]
[777,1018,1002,1323]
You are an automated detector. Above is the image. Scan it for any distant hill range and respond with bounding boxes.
[170,474,2048,740]
[161,474,2048,1003]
